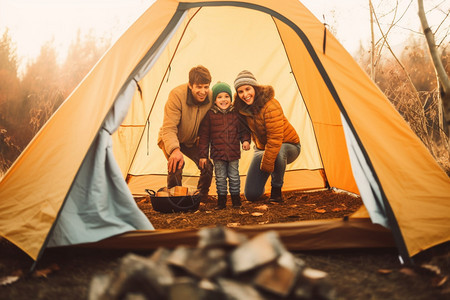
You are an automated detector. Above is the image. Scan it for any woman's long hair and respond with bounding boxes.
[234,85,265,114]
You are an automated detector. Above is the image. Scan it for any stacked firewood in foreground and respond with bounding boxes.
[89,227,335,300]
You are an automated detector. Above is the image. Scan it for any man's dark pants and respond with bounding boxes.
[159,141,213,198]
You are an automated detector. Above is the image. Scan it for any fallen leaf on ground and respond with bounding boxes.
[33,264,60,278]
[251,212,264,217]
[421,264,441,275]
[1,269,25,286]
[255,205,268,210]
[166,217,180,224]
[303,203,316,207]
[377,269,393,274]
[239,210,249,215]
[332,207,344,212]
[399,267,417,276]
[0,275,20,286]
[314,208,326,214]
[227,223,240,227]
[431,275,448,287]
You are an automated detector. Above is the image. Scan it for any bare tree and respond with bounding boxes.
[369,0,435,152]
[369,0,376,79]
[418,0,450,136]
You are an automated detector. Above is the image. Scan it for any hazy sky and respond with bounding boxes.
[0,0,448,74]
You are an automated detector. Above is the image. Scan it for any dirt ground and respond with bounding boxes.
[140,189,363,229]
[0,189,449,299]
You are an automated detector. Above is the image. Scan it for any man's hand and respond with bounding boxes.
[242,141,250,151]
[168,148,184,173]
[199,158,207,169]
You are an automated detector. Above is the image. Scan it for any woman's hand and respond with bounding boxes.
[242,141,250,151]
[199,158,207,169]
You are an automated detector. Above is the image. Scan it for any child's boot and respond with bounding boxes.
[231,194,242,208]
[215,194,227,210]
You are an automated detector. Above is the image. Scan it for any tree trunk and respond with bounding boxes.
[369,0,376,80]
[418,0,450,136]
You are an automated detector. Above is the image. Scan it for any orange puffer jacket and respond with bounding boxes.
[238,85,300,173]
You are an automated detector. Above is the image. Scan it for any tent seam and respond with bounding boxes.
[127,6,203,175]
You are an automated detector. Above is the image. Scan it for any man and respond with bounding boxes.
[157,65,214,201]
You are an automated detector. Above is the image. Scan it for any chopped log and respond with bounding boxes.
[91,253,174,299]
[217,277,266,300]
[148,247,172,264]
[197,226,247,248]
[89,227,335,300]
[230,230,286,274]
[292,267,336,300]
[166,246,228,278]
[253,251,302,297]
[167,277,201,300]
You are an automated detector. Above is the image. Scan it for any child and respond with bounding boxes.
[198,81,251,209]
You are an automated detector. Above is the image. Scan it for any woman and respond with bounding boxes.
[234,70,301,202]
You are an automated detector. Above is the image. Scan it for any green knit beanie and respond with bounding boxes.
[212,81,233,101]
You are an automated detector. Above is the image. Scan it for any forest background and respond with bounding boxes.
[0,0,449,178]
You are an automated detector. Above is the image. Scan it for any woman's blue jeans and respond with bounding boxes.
[213,159,240,195]
[244,142,301,201]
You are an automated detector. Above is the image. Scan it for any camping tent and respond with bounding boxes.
[1,0,449,266]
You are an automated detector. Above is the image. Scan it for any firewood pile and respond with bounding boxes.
[89,227,336,300]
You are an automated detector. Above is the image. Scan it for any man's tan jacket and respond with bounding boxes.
[158,83,212,155]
